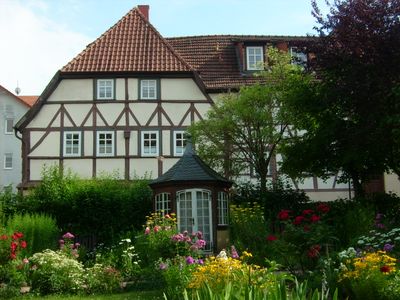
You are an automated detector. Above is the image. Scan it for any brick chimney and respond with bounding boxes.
[138,5,149,21]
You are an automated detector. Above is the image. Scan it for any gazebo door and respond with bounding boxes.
[177,189,213,251]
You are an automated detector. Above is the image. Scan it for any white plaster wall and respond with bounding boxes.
[162,130,171,156]
[129,131,138,155]
[130,158,158,179]
[63,159,92,178]
[116,131,125,156]
[161,78,207,100]
[384,173,400,195]
[162,103,190,125]
[116,79,125,100]
[127,79,139,100]
[0,93,28,189]
[30,160,58,180]
[194,103,212,120]
[64,104,92,127]
[96,159,124,178]
[97,104,124,126]
[129,103,157,126]
[297,178,315,190]
[209,93,222,102]
[28,105,60,128]
[29,132,60,157]
[306,191,352,202]
[47,79,93,101]
[84,131,93,156]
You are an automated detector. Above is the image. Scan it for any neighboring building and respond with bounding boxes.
[15,5,351,201]
[0,84,37,190]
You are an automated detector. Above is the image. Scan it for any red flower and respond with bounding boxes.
[310,215,321,223]
[266,234,278,241]
[293,216,305,225]
[303,225,311,232]
[12,232,23,240]
[380,265,392,273]
[302,209,314,215]
[20,240,27,249]
[10,241,18,252]
[278,210,291,221]
[0,234,8,240]
[316,203,330,213]
[10,253,16,260]
[307,245,321,258]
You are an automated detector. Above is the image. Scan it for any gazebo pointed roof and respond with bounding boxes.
[150,139,232,186]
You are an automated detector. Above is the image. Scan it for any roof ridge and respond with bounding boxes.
[0,84,33,107]
[166,34,314,39]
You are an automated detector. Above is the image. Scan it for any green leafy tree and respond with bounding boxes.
[190,47,313,198]
[281,0,400,196]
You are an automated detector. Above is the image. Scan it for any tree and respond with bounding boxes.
[190,47,313,198]
[281,0,400,196]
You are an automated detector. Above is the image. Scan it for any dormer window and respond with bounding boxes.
[290,47,307,67]
[246,46,264,70]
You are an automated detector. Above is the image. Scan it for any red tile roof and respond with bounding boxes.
[0,84,37,107]
[18,96,39,107]
[167,35,313,91]
[62,7,191,73]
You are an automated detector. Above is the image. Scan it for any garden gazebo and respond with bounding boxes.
[149,138,232,253]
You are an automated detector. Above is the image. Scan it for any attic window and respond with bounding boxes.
[96,79,114,100]
[290,47,307,66]
[246,46,264,70]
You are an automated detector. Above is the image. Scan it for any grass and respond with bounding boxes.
[19,290,163,300]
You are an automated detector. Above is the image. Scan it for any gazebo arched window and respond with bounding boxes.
[155,192,171,216]
[217,191,228,225]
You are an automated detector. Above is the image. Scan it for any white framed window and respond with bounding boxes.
[173,131,186,156]
[63,131,81,157]
[218,191,229,225]
[4,153,12,169]
[4,119,13,134]
[290,47,307,66]
[140,79,157,100]
[155,193,171,216]
[246,46,264,70]
[97,79,114,100]
[97,131,114,156]
[141,131,159,156]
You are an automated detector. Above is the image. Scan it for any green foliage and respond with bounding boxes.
[18,166,153,245]
[0,186,23,221]
[190,47,314,196]
[6,213,59,256]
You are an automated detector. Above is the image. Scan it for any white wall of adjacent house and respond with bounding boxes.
[384,173,400,195]
[0,93,28,190]
[25,77,211,181]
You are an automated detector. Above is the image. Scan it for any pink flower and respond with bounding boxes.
[196,231,203,239]
[266,234,278,241]
[59,239,65,245]
[186,256,195,264]
[165,214,171,219]
[231,245,239,258]
[22,258,29,264]
[154,226,160,233]
[62,232,74,239]
[144,227,150,235]
[195,239,207,249]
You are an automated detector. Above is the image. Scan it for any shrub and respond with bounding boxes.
[19,166,153,246]
[6,213,59,256]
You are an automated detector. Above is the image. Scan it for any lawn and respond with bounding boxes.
[20,290,163,300]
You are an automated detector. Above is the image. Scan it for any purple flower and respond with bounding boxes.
[186,256,195,264]
[376,223,386,229]
[383,243,395,252]
[159,263,168,270]
[62,232,75,239]
[197,258,204,265]
[375,213,384,220]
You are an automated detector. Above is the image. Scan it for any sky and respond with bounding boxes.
[0,0,329,95]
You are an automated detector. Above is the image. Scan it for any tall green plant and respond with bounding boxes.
[7,213,59,255]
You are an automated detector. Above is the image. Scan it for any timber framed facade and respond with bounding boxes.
[15,5,353,200]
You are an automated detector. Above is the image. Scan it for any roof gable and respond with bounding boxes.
[0,84,35,107]
[62,7,191,73]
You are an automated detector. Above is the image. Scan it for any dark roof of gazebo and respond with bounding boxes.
[149,140,232,186]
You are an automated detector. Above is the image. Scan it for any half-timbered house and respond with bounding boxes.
[15,5,353,201]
